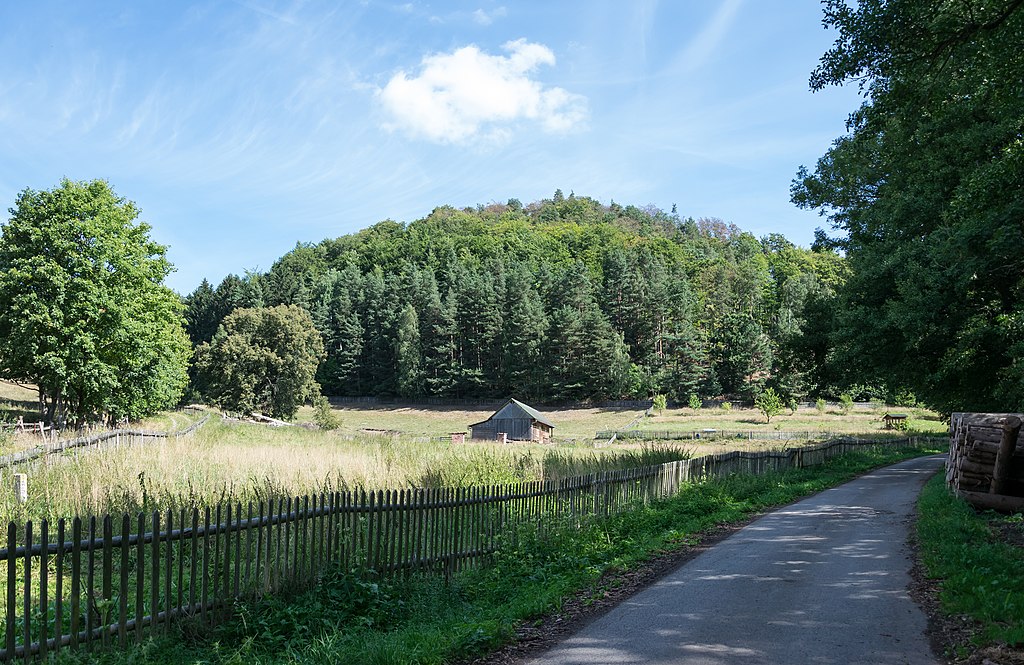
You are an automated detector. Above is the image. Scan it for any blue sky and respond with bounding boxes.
[0,1,861,294]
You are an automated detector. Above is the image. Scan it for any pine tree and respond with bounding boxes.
[504,270,548,398]
[395,304,423,398]
[358,268,399,395]
[453,262,502,396]
[312,269,363,395]
[184,279,218,345]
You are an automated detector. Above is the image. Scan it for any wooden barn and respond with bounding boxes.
[469,398,554,442]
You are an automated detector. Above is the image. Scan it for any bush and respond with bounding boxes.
[688,393,701,410]
[755,388,784,424]
[651,394,667,414]
[720,401,732,411]
[313,395,342,430]
[815,397,826,414]
[788,398,799,415]
[892,389,918,407]
[839,393,854,415]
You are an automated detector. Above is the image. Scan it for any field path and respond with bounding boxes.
[525,455,944,665]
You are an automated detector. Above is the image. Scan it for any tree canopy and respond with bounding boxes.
[185,194,846,404]
[0,179,191,426]
[194,305,325,419]
[793,0,1024,413]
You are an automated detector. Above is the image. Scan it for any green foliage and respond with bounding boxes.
[917,475,1024,645]
[720,401,732,411]
[652,394,667,414]
[61,443,938,665]
[794,0,1024,413]
[755,387,784,423]
[187,194,846,403]
[839,393,853,415]
[313,395,341,430]
[688,393,701,410]
[815,397,826,414]
[194,305,325,419]
[787,397,799,415]
[0,179,191,426]
[891,389,918,408]
[395,304,423,398]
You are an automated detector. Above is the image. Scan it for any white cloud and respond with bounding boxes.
[377,38,587,145]
[472,7,506,26]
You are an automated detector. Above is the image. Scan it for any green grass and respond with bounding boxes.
[642,404,946,436]
[53,442,943,665]
[295,402,948,441]
[0,380,37,424]
[916,475,1024,647]
[293,403,646,441]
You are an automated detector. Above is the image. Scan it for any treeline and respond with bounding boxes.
[184,193,853,403]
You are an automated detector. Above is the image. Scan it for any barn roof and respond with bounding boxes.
[507,398,555,428]
[468,398,556,429]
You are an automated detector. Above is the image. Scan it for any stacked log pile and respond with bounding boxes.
[947,412,1024,512]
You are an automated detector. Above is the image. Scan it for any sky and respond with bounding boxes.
[0,1,863,294]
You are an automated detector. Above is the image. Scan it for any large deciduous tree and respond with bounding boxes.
[793,0,1024,413]
[194,305,324,419]
[0,179,191,427]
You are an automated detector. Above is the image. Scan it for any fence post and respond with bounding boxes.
[12,475,27,505]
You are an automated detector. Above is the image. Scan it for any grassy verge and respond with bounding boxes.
[916,474,1024,649]
[51,442,942,665]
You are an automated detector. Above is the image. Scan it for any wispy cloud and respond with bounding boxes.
[377,39,587,145]
[675,0,743,73]
[235,0,299,25]
[472,6,507,26]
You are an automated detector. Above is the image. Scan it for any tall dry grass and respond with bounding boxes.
[0,418,690,523]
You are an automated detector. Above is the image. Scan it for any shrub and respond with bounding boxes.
[688,393,701,410]
[651,394,667,414]
[755,388,784,424]
[815,397,826,414]
[313,395,342,430]
[788,398,799,415]
[720,402,732,411]
[839,393,854,415]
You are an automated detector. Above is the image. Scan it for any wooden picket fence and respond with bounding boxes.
[0,435,934,661]
[597,428,852,442]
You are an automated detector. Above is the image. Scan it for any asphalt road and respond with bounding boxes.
[525,454,945,665]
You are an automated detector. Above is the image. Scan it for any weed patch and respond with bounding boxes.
[916,474,1024,646]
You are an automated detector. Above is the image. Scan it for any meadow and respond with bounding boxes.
[293,402,645,440]
[0,416,692,523]
[0,398,947,524]
[297,400,947,441]
[641,402,945,434]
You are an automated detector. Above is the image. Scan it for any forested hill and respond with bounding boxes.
[184,192,848,403]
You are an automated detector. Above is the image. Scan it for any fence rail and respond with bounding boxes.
[596,428,865,442]
[0,411,211,470]
[327,396,661,409]
[0,435,935,661]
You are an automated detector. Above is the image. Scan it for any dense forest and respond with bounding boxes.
[183,193,858,405]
